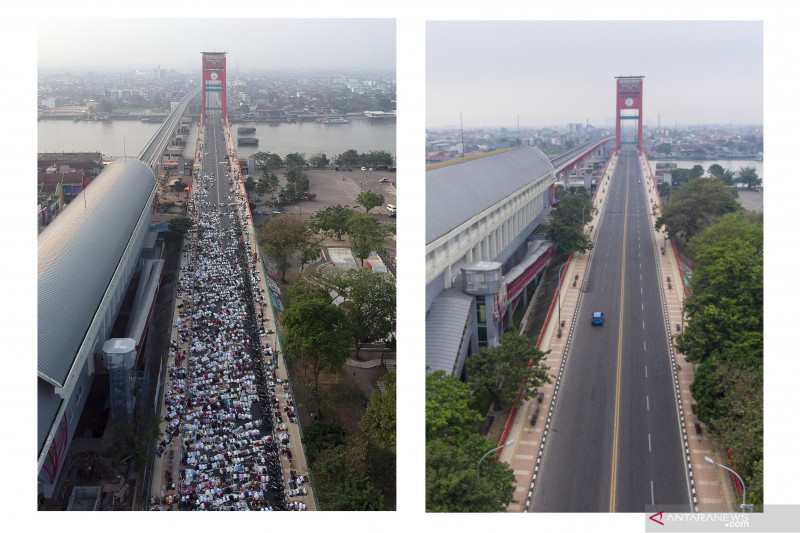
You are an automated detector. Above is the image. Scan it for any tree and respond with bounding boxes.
[251,151,271,177]
[721,169,736,187]
[107,415,163,468]
[676,212,762,366]
[365,441,396,506]
[355,190,385,213]
[735,166,761,190]
[313,437,386,510]
[312,204,354,240]
[335,269,396,359]
[256,215,312,281]
[347,213,395,267]
[426,369,483,442]
[657,181,672,200]
[359,373,396,447]
[302,420,347,465]
[655,177,741,243]
[165,217,193,242]
[256,178,268,195]
[265,173,279,192]
[545,217,593,258]
[547,193,594,248]
[693,360,762,497]
[284,152,306,171]
[656,143,672,154]
[244,176,256,191]
[669,168,693,187]
[690,164,705,179]
[171,179,187,192]
[426,434,516,512]
[283,269,337,308]
[707,164,725,180]
[281,297,354,414]
[266,153,283,178]
[298,238,322,272]
[336,148,360,170]
[309,152,330,169]
[465,331,551,411]
[362,149,394,168]
[281,169,310,201]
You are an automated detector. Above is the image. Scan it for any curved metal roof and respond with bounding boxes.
[426,147,554,244]
[38,159,157,386]
[425,288,474,375]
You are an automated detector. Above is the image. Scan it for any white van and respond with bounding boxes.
[386,204,396,214]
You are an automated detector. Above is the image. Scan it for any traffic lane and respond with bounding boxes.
[614,214,657,512]
[614,177,690,510]
[628,168,690,510]
[636,217,691,509]
[530,307,619,511]
[531,189,627,511]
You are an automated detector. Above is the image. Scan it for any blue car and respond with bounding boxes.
[591,312,604,325]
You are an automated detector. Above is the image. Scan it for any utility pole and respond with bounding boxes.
[460,113,464,158]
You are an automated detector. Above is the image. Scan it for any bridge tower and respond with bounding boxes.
[201,52,227,124]
[615,76,644,153]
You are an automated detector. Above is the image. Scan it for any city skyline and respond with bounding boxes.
[38,18,396,72]
[427,21,763,129]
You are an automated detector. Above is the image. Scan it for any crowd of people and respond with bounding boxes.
[151,167,307,511]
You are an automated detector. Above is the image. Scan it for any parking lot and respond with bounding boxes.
[249,167,397,222]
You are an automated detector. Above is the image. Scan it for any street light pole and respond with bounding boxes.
[704,456,751,512]
[556,261,571,336]
[581,201,594,231]
[705,455,753,513]
[477,439,515,479]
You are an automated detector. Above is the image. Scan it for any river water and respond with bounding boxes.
[647,159,764,184]
[37,117,396,161]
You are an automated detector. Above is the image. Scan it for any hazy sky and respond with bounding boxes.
[38,18,395,72]
[427,21,763,128]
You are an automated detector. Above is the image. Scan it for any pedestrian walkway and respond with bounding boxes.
[345,358,395,369]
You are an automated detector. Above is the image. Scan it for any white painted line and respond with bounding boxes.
[645,365,648,378]
[643,320,645,329]
[651,480,655,505]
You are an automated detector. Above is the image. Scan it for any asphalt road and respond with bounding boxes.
[530,149,691,512]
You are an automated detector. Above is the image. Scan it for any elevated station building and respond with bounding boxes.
[38,159,163,499]
[426,148,557,378]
